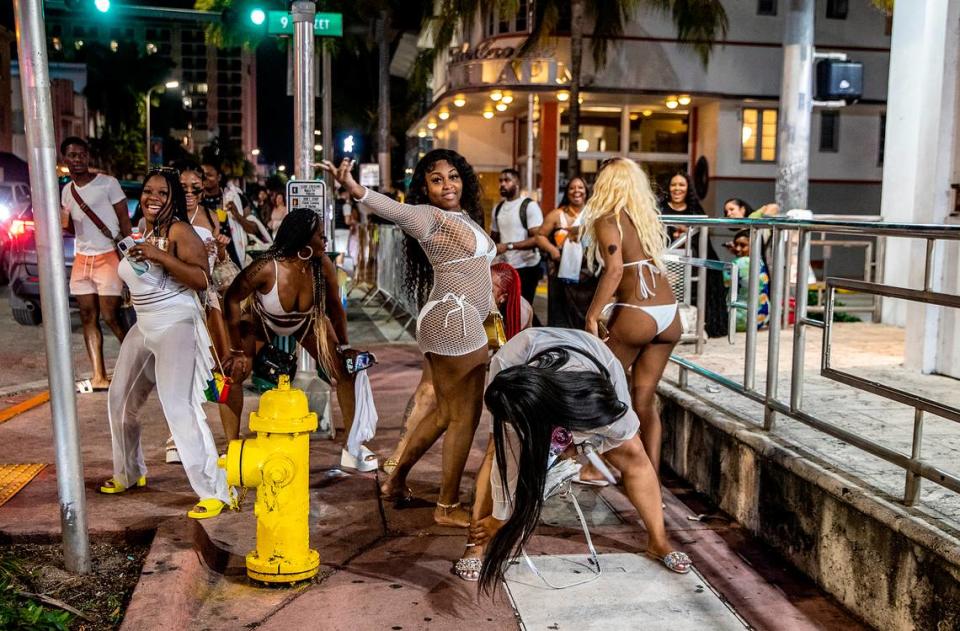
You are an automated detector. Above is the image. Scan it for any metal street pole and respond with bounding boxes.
[376,10,391,192]
[13,0,90,573]
[292,1,317,380]
[322,46,334,247]
[774,0,815,214]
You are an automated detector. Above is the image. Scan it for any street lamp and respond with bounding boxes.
[145,80,179,170]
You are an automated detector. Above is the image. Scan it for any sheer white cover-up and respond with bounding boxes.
[108,255,229,503]
[487,328,640,521]
[358,189,496,356]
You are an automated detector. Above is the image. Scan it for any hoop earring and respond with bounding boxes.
[297,246,313,260]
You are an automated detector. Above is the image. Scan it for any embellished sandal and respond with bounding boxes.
[382,457,399,475]
[99,476,146,494]
[453,543,482,582]
[648,550,692,574]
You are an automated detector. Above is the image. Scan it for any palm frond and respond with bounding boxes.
[646,0,729,67]
[514,0,561,60]
[589,0,646,68]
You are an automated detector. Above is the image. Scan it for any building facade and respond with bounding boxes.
[411,0,890,217]
[40,8,257,159]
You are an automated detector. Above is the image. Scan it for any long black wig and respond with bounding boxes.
[478,347,629,592]
[403,148,484,308]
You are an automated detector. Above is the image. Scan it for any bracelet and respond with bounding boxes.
[507,243,514,250]
[338,344,351,351]
[229,348,247,355]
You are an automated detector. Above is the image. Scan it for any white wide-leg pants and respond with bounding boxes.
[107,318,229,503]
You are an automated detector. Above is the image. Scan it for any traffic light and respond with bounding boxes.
[250,8,266,26]
[94,0,110,12]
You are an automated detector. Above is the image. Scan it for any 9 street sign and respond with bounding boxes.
[267,11,343,37]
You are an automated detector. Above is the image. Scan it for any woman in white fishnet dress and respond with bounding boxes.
[322,151,494,528]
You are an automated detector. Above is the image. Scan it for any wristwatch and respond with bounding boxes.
[507,243,515,250]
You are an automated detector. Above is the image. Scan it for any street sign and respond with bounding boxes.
[267,11,342,37]
[286,179,327,214]
[359,163,380,188]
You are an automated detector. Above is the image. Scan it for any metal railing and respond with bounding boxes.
[663,216,960,507]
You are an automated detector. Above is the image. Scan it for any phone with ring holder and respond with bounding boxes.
[344,351,376,374]
[117,236,148,275]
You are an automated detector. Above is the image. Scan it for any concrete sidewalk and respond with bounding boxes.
[0,323,865,629]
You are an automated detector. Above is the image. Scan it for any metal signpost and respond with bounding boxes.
[13,0,90,573]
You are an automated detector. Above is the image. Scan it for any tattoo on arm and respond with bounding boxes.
[607,244,618,255]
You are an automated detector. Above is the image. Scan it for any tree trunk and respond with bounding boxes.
[567,0,584,180]
[377,10,392,190]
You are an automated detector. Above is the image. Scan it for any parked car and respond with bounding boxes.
[7,178,140,325]
[0,181,32,284]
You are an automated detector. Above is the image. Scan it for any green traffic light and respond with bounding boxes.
[250,8,266,25]
[94,0,110,12]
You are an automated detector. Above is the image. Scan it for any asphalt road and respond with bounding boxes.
[0,286,121,394]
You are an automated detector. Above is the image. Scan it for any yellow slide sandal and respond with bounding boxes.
[99,476,146,494]
[187,498,226,520]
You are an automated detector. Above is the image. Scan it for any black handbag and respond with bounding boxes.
[251,338,298,392]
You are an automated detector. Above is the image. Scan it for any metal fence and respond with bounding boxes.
[664,216,960,507]
[352,225,419,338]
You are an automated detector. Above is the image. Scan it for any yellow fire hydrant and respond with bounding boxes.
[219,375,319,583]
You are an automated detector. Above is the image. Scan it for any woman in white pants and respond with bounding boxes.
[100,167,230,519]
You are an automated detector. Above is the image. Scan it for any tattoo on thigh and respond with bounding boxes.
[399,395,416,435]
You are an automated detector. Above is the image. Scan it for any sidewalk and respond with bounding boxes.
[0,303,866,630]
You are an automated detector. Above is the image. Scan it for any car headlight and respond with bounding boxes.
[0,204,9,222]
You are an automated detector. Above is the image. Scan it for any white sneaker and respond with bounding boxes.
[165,437,181,464]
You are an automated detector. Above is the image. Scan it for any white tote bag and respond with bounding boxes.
[557,239,583,282]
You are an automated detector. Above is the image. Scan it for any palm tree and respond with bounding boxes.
[420,0,728,178]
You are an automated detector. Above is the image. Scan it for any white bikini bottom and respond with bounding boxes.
[601,302,678,336]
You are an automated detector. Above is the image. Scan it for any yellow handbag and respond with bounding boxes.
[484,309,507,350]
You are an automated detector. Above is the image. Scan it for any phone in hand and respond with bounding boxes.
[344,351,376,374]
[118,236,148,275]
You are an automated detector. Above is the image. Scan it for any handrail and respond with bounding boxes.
[661,216,960,240]
[664,214,960,508]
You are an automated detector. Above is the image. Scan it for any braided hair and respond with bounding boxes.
[404,149,484,307]
[141,168,188,238]
[263,208,334,373]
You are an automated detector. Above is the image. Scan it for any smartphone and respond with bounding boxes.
[344,351,376,374]
[118,236,148,275]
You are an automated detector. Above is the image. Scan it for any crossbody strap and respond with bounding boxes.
[70,183,118,243]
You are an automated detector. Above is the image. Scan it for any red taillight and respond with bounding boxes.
[9,219,34,237]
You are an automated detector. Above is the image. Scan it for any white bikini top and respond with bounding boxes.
[256,259,313,320]
[190,211,217,272]
[440,212,497,267]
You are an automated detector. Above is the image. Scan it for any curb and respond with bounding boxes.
[120,518,216,631]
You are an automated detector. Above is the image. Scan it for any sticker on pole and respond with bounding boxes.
[286,180,327,214]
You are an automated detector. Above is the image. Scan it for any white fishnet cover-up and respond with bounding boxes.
[359,189,495,356]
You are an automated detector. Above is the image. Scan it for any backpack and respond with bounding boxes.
[494,198,533,231]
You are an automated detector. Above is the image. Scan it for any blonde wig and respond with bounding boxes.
[581,158,667,273]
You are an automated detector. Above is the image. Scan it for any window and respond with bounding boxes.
[878,113,886,166]
[741,108,778,162]
[826,0,849,19]
[485,0,530,36]
[819,111,839,152]
[758,0,777,16]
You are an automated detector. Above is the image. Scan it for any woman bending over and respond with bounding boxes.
[321,150,494,528]
[222,209,377,471]
[456,329,690,585]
